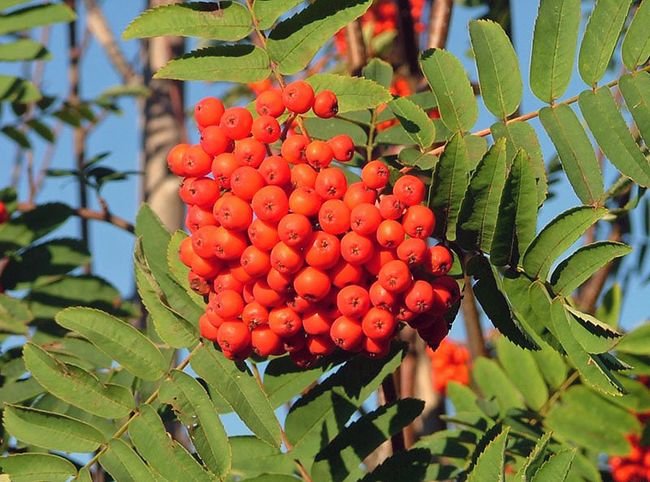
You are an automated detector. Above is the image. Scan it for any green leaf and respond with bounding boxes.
[523,206,607,279]
[167,230,205,307]
[267,0,372,75]
[616,323,650,355]
[465,427,509,482]
[0,377,42,404]
[253,0,305,30]
[312,398,424,482]
[517,432,552,481]
[361,448,443,482]
[457,139,507,251]
[230,436,296,479]
[0,293,31,334]
[490,150,538,267]
[579,87,650,187]
[467,256,538,350]
[565,306,621,353]
[495,337,548,410]
[0,454,77,482]
[420,48,478,132]
[622,0,650,70]
[55,307,167,381]
[362,58,393,88]
[546,385,638,454]
[530,0,580,102]
[3,404,105,453]
[0,75,40,103]
[0,39,49,61]
[26,118,55,143]
[469,20,522,118]
[123,1,252,40]
[129,404,211,481]
[578,0,633,85]
[306,74,391,113]
[429,133,470,241]
[0,1,33,10]
[263,355,331,409]
[549,299,624,395]
[472,358,525,414]
[447,382,482,414]
[0,3,76,35]
[398,148,438,171]
[135,263,199,349]
[159,370,231,477]
[304,117,367,146]
[1,125,30,148]
[539,105,603,205]
[156,45,270,82]
[99,438,162,482]
[75,467,92,482]
[23,343,135,419]
[596,283,622,328]
[488,121,539,172]
[2,238,89,290]
[191,344,281,448]
[0,203,72,252]
[285,346,404,458]
[550,241,631,295]
[532,449,576,482]
[388,97,435,149]
[619,72,650,148]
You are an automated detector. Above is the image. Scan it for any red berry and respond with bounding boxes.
[220,107,253,140]
[251,115,281,144]
[283,80,315,114]
[329,134,355,162]
[312,90,338,118]
[195,97,225,127]
[255,88,285,117]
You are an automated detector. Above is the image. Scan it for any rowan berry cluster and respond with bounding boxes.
[426,338,470,393]
[169,79,458,367]
[610,430,650,482]
[334,0,426,55]
[0,202,8,224]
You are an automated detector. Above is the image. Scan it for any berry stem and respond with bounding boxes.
[82,342,204,471]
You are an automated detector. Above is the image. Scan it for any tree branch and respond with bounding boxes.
[17,202,134,234]
[344,19,367,76]
[462,274,487,359]
[426,0,453,50]
[395,0,420,75]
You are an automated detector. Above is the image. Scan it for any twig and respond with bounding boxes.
[426,0,453,49]
[462,274,487,359]
[17,201,135,233]
[344,20,367,76]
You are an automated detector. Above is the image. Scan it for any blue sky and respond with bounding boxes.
[2,0,647,338]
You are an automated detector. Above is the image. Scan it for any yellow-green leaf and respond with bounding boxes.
[621,0,650,70]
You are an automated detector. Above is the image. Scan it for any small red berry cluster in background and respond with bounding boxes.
[426,338,470,393]
[0,202,8,224]
[169,80,459,367]
[610,377,650,482]
[334,0,426,55]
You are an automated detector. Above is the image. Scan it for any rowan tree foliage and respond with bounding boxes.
[0,0,649,481]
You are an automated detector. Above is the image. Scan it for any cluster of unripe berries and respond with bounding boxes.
[426,338,470,393]
[169,79,458,367]
[334,0,426,54]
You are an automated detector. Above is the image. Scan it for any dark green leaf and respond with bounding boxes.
[0,3,75,35]
[490,150,538,267]
[550,241,631,295]
[267,0,372,75]
[312,399,424,482]
[0,75,40,103]
[129,404,211,481]
[0,453,77,482]
[465,427,509,482]
[253,0,305,30]
[490,121,546,205]
[429,133,470,241]
[388,97,435,149]
[578,0,633,85]
[263,355,331,409]
[361,448,439,482]
[539,105,603,205]
[532,449,576,482]
[156,45,271,83]
[495,337,548,410]
[191,344,282,448]
[4,404,105,453]
[457,139,507,251]
[579,87,650,187]
[530,0,580,102]
[23,343,135,419]
[622,0,650,70]
[522,206,607,279]
[545,385,638,454]
[159,370,231,477]
[0,203,73,252]
[123,1,252,40]
[469,20,522,118]
[362,58,393,88]
[306,74,391,113]
[55,307,167,381]
[26,118,55,142]
[619,72,650,148]
[517,432,552,480]
[0,39,49,61]
[1,125,30,148]
[420,48,478,132]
